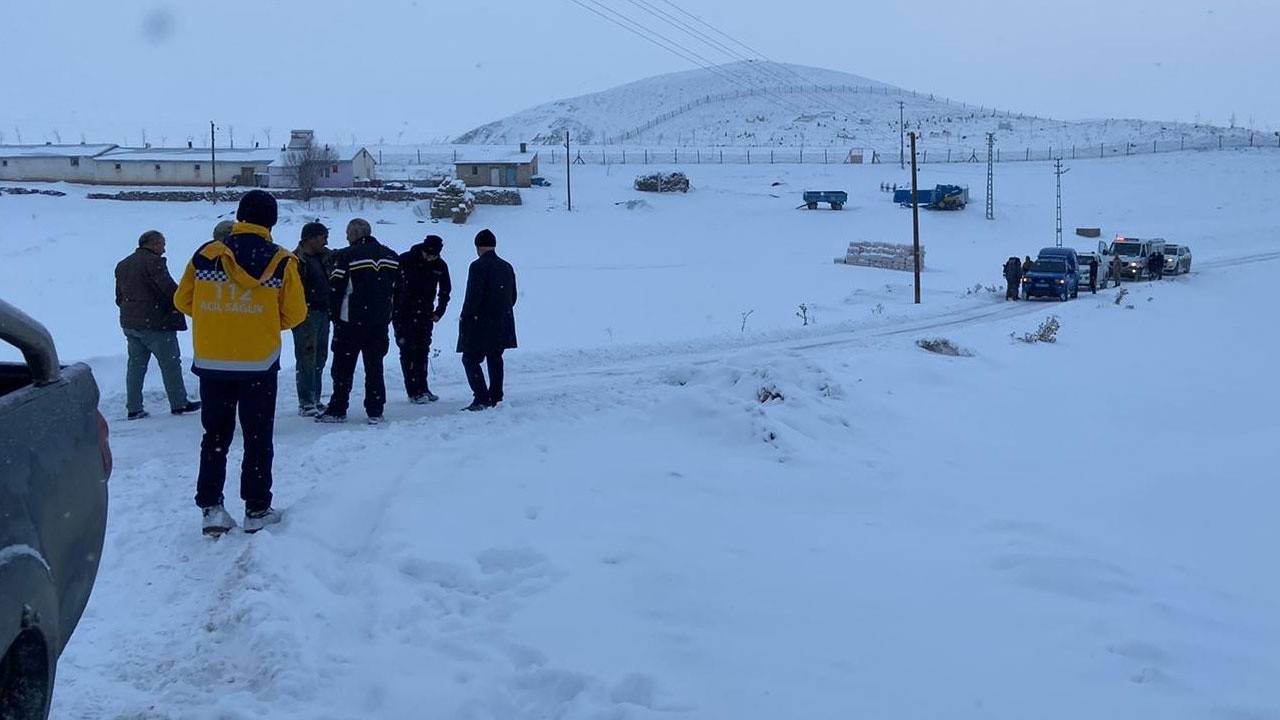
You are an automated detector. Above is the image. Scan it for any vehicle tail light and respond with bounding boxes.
[95,410,113,478]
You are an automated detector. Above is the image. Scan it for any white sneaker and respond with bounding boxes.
[367,415,385,425]
[244,507,282,534]
[201,504,236,537]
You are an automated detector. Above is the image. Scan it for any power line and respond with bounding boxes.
[567,0,811,117]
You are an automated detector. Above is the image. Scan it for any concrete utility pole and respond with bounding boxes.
[898,100,906,170]
[210,121,217,204]
[564,130,572,212]
[909,131,921,304]
[985,133,995,220]
[1054,157,1070,247]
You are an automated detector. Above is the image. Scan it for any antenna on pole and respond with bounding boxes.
[985,133,995,220]
[1054,157,1070,247]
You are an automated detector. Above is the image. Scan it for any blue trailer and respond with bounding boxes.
[892,184,969,210]
[801,190,847,210]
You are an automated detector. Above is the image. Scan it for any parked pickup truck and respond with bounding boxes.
[1,298,110,719]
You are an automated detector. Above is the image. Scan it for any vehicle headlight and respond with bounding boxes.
[1055,279,1065,284]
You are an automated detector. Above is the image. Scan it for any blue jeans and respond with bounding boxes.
[292,309,330,408]
[124,328,190,413]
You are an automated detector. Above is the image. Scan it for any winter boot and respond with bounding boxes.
[244,508,282,534]
[201,504,236,537]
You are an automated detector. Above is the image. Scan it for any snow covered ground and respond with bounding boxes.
[3,148,1279,719]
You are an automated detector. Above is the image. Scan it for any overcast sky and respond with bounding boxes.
[3,0,1276,147]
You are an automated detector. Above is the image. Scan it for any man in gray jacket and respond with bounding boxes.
[114,229,199,419]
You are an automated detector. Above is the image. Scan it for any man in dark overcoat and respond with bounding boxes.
[457,228,517,412]
[115,229,199,419]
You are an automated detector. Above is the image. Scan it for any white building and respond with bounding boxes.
[0,143,117,183]
[91,147,278,187]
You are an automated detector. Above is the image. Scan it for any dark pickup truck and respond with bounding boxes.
[0,298,110,719]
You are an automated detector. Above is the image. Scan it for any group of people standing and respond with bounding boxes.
[113,190,518,536]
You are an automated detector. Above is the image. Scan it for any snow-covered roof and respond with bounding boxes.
[95,147,279,163]
[453,148,539,165]
[0,143,117,159]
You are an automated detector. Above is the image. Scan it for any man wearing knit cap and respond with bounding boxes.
[394,234,451,404]
[175,189,307,536]
[292,221,333,416]
[457,227,517,411]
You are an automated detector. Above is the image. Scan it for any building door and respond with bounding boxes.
[506,167,518,186]
[489,167,501,186]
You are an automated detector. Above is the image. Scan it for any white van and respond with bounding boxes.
[1108,236,1166,280]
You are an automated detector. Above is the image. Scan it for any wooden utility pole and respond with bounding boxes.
[910,131,921,304]
[564,130,572,211]
[210,121,217,204]
[898,101,906,170]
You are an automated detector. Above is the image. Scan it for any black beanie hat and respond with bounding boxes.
[424,234,444,252]
[237,190,278,229]
[474,228,496,247]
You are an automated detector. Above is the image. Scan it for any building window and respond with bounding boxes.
[70,157,80,167]
[1,160,7,167]
[471,165,479,174]
[331,164,339,173]
[114,163,121,171]
[155,164,162,173]
[194,164,201,175]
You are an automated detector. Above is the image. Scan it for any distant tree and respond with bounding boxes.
[1229,112,1238,129]
[285,142,339,201]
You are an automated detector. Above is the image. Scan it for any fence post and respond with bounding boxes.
[770,150,774,164]
[1072,146,1075,159]
[1025,148,1029,161]
[644,149,648,164]
[1153,140,1157,153]
[1100,144,1104,158]
[675,148,678,163]
[747,149,751,164]
[799,148,803,163]
[697,150,700,163]
[824,149,827,164]
[720,150,723,163]
[947,149,951,162]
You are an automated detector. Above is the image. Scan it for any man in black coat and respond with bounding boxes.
[394,234,452,404]
[1088,255,1099,293]
[457,228,517,412]
[115,229,199,419]
[1002,256,1022,300]
[318,218,400,424]
[292,221,333,416]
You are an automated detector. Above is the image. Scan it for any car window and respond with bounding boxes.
[1112,242,1142,256]
[1032,260,1067,273]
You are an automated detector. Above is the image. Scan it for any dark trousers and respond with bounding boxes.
[398,325,434,399]
[1089,272,1098,293]
[462,349,505,405]
[328,322,390,417]
[195,373,278,513]
[1005,280,1019,300]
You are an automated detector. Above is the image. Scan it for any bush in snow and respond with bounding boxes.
[1013,315,1061,344]
[916,338,973,356]
[1114,287,1129,306]
[634,171,690,193]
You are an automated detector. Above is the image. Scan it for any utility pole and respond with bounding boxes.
[564,130,572,212]
[909,131,921,304]
[985,133,995,220]
[210,121,217,204]
[898,100,906,170]
[1054,157,1070,247]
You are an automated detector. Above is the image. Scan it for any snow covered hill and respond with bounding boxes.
[450,60,1262,157]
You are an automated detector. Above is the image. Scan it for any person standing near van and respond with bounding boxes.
[1111,252,1123,287]
[115,229,200,420]
[1002,256,1022,300]
[1088,255,1099,293]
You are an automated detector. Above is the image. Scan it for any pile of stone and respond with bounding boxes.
[473,189,522,206]
[430,178,475,223]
